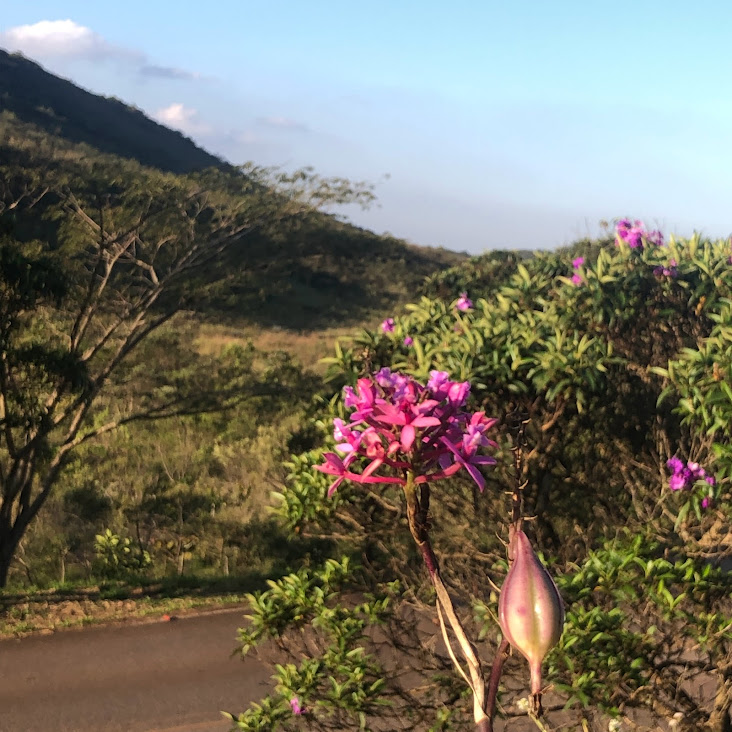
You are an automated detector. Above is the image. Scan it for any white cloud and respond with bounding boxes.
[236,130,264,144]
[0,19,197,81]
[0,19,141,63]
[154,103,210,135]
[139,64,199,81]
[257,116,310,132]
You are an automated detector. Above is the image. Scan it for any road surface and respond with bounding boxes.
[0,608,270,732]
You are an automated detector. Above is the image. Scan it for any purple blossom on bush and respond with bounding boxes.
[616,219,665,250]
[646,229,664,246]
[570,255,585,286]
[315,370,497,496]
[455,292,473,311]
[381,318,395,333]
[669,471,690,492]
[616,219,644,248]
[666,456,684,474]
[403,336,413,347]
[615,219,646,249]
[653,258,677,278]
[666,455,717,507]
[290,697,305,715]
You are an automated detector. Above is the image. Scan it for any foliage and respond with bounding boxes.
[236,230,732,731]
[93,529,152,579]
[545,531,732,727]
[0,107,389,588]
[226,559,400,731]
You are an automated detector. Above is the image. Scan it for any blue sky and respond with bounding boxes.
[2,1,731,253]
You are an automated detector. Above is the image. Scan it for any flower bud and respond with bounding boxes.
[498,528,564,698]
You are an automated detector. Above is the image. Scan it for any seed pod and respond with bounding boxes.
[498,528,564,701]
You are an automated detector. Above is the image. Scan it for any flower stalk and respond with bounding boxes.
[403,472,490,729]
[316,370,502,728]
[497,412,564,716]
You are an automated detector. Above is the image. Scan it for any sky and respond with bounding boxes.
[1,1,731,253]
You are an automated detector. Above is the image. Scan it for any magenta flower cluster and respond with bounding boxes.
[571,256,585,286]
[289,697,304,715]
[315,369,497,497]
[667,456,716,508]
[455,292,473,311]
[653,258,678,278]
[616,219,664,249]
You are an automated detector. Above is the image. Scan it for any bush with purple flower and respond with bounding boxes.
[233,228,732,731]
[455,292,473,311]
[381,317,395,333]
[616,219,664,250]
[653,258,678,278]
[666,455,716,508]
[571,256,585,286]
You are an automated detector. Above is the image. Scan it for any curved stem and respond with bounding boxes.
[485,638,510,731]
[403,472,490,728]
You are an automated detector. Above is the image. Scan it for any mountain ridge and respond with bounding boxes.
[0,50,465,330]
[0,48,224,174]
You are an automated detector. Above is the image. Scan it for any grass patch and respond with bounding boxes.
[0,525,336,639]
[0,573,257,638]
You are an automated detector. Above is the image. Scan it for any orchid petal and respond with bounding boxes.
[464,462,486,492]
[401,424,416,451]
[362,457,383,478]
[327,477,344,497]
[470,455,497,465]
[412,416,441,428]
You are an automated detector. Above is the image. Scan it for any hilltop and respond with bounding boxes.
[0,48,464,330]
[0,49,223,174]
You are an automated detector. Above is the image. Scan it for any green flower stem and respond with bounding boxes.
[403,472,491,729]
[508,410,529,529]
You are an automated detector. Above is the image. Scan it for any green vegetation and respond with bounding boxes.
[2,54,731,732]
[0,60,460,593]
[233,233,732,731]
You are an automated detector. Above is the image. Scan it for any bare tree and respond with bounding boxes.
[0,162,373,586]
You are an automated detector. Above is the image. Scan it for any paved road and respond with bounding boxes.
[0,608,271,732]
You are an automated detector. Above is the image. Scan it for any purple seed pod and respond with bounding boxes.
[498,528,565,697]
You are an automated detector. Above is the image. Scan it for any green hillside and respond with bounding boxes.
[0,56,464,596]
[0,50,464,330]
[0,49,223,174]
